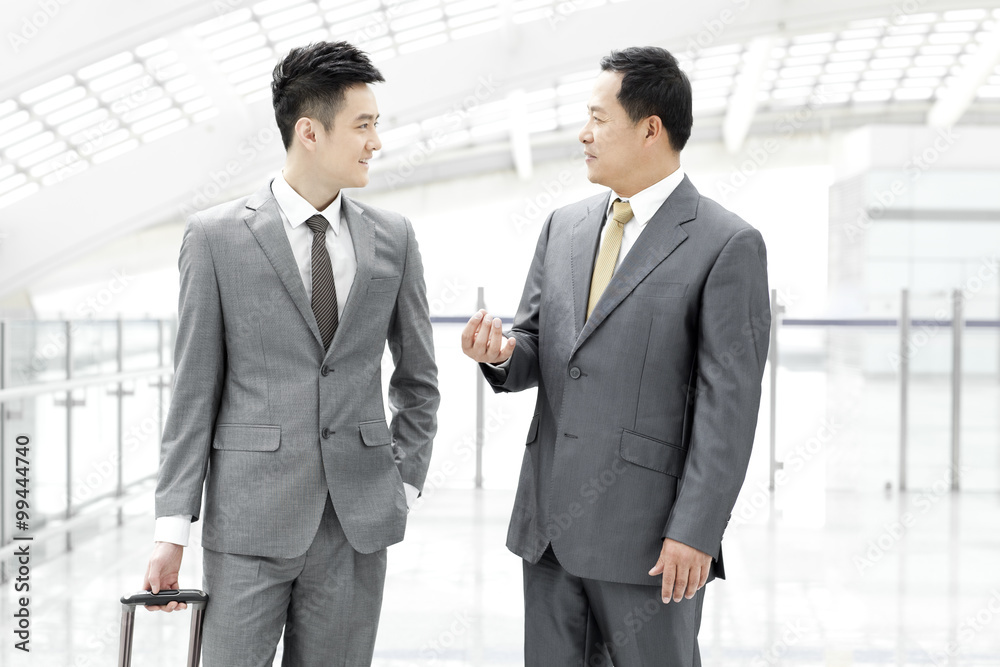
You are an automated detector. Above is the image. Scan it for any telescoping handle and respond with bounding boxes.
[118,590,209,667]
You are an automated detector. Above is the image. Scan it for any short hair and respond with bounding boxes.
[599,47,693,152]
[271,41,385,149]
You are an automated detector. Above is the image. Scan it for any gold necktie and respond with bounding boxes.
[587,198,633,319]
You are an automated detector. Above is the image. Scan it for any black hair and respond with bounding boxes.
[271,41,385,150]
[600,47,693,152]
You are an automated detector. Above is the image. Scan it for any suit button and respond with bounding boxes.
[321,365,330,376]
[321,428,330,439]
[569,367,581,379]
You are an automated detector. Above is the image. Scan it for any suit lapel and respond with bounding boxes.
[336,195,373,352]
[243,180,325,350]
[572,176,699,355]
[570,193,611,341]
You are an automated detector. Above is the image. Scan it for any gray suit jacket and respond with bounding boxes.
[482,175,769,586]
[155,179,439,557]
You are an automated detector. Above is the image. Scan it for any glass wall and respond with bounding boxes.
[0,318,173,553]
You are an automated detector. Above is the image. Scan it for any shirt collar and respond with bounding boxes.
[271,171,343,235]
[608,166,686,226]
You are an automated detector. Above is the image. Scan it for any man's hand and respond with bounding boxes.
[461,310,516,365]
[142,542,187,612]
[648,538,711,604]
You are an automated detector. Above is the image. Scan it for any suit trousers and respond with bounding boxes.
[523,545,705,667]
[201,494,387,667]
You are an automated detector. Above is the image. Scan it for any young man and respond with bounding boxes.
[142,41,439,666]
[462,47,770,665]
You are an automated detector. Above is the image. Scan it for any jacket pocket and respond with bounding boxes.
[632,281,687,299]
[360,419,392,446]
[619,429,685,477]
[525,412,541,445]
[367,277,400,294]
[212,424,281,451]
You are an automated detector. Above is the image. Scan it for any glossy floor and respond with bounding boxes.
[2,350,999,666]
[2,484,1000,666]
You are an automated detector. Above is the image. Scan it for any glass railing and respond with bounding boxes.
[0,318,174,572]
[2,292,997,576]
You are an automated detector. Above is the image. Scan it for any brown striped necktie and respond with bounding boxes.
[587,198,633,319]
[305,214,338,350]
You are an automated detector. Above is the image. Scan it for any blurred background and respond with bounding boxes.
[1,0,999,664]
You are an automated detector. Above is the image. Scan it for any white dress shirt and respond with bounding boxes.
[155,173,417,546]
[492,167,686,372]
[598,166,686,274]
[271,171,356,315]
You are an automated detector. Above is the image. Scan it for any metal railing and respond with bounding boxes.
[0,317,173,579]
[1,289,997,576]
[768,288,999,492]
[465,287,1000,492]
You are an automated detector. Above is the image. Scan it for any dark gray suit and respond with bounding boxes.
[156,179,439,665]
[482,176,769,665]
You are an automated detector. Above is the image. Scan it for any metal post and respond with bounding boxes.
[768,289,783,491]
[65,320,73,552]
[0,320,6,583]
[475,287,485,490]
[116,316,124,526]
[951,290,962,491]
[118,606,135,667]
[188,603,207,667]
[158,320,164,438]
[899,289,909,492]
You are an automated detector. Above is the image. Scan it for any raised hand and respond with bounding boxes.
[460,309,516,365]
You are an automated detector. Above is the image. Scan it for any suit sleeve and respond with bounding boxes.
[479,211,553,392]
[154,214,226,522]
[386,217,440,492]
[664,227,770,558]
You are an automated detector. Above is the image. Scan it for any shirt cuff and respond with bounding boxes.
[154,515,192,546]
[490,356,512,369]
[403,483,420,510]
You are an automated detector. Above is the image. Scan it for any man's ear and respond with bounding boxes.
[643,115,665,146]
[294,117,318,152]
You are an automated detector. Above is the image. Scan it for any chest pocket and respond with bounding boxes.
[632,281,687,299]
[367,276,400,295]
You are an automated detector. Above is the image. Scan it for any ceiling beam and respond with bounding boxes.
[508,89,533,180]
[722,36,775,154]
[927,19,1000,128]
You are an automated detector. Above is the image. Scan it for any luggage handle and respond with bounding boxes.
[121,589,209,607]
[119,589,209,667]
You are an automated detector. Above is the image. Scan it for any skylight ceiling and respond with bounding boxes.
[0,38,214,210]
[377,7,1000,157]
[1,3,999,211]
[196,0,634,104]
[0,0,627,210]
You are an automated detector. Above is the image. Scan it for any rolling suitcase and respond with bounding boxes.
[118,589,209,667]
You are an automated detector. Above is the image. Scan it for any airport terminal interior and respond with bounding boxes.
[1,0,1000,664]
